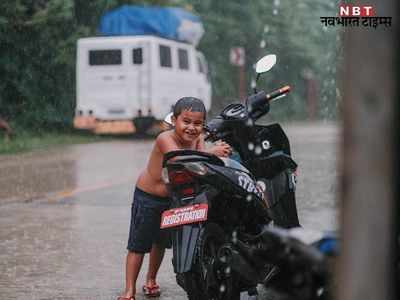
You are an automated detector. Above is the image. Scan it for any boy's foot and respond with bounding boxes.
[117,297,135,300]
[142,284,161,297]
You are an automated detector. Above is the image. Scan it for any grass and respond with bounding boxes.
[0,129,112,155]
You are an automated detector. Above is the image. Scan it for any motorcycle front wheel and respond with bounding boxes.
[182,223,240,300]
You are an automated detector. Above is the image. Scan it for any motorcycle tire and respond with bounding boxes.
[182,223,241,300]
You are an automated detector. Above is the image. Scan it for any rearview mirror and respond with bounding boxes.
[164,112,173,126]
[255,54,277,74]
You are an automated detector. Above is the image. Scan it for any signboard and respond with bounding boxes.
[230,47,245,66]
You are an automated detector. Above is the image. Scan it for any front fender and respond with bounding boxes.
[172,224,203,273]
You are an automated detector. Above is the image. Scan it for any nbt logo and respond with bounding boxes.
[339,5,375,17]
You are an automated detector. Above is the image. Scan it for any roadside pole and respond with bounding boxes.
[302,69,317,120]
[230,47,246,101]
[239,64,246,101]
[338,1,398,300]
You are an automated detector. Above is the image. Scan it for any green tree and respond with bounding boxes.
[0,0,88,129]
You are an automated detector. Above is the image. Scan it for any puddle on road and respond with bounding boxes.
[0,190,188,300]
[0,141,150,203]
[0,148,77,202]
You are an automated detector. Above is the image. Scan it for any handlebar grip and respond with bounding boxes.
[266,85,291,101]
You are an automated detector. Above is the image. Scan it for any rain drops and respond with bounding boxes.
[246,194,253,202]
[255,145,262,155]
[273,0,280,15]
[231,230,238,244]
[225,266,231,275]
[248,142,255,151]
[248,142,262,155]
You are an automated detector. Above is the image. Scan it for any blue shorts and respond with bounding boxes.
[127,188,171,253]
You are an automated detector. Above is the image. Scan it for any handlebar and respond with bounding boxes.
[205,85,291,141]
[247,85,291,110]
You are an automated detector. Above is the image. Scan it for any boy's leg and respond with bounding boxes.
[146,243,166,286]
[120,251,144,299]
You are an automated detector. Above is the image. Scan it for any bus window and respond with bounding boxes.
[132,48,143,65]
[89,49,122,66]
[178,48,189,70]
[197,55,204,73]
[201,56,211,82]
[159,45,172,68]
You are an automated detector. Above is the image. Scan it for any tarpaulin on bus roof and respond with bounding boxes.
[98,5,204,45]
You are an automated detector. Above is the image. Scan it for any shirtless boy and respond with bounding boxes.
[117,97,231,300]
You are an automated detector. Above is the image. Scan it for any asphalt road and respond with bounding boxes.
[0,122,338,300]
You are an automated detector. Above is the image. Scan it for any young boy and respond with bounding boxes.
[118,97,231,300]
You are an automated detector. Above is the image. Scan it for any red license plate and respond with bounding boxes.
[160,203,208,229]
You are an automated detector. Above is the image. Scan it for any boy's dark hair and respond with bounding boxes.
[173,97,206,119]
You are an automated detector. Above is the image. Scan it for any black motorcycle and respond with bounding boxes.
[160,55,301,300]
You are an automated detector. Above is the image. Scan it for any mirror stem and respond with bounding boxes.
[254,73,261,93]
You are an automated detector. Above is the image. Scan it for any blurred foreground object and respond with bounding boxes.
[338,1,398,300]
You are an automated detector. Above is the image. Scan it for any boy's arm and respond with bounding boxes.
[196,133,206,151]
[158,131,231,157]
[157,132,181,155]
[197,134,232,157]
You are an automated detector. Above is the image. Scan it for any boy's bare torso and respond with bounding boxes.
[136,130,202,197]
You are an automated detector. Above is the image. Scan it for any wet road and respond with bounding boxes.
[0,122,338,300]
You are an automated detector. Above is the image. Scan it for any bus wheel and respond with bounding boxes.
[133,116,156,134]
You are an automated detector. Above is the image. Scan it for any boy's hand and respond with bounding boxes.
[208,140,232,157]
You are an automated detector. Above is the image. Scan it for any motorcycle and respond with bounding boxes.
[160,54,302,300]
[256,227,338,300]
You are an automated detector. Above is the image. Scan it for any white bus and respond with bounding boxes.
[74,35,211,134]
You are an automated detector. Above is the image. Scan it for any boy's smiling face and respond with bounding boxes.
[172,109,205,143]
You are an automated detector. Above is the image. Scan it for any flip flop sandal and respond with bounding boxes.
[117,297,135,300]
[142,284,161,297]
